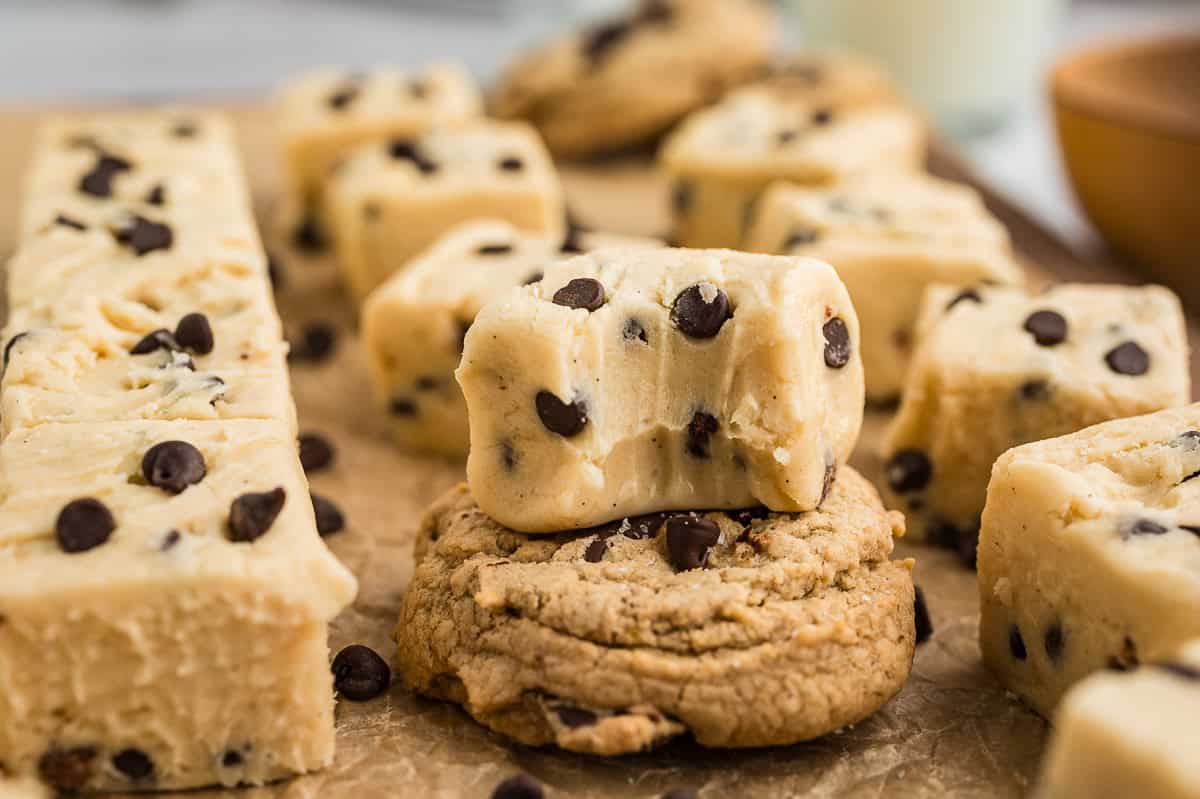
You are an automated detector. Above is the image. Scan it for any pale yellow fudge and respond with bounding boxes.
[660,87,926,249]
[750,50,896,109]
[0,419,357,793]
[1037,642,1200,799]
[457,247,864,533]
[745,171,1024,401]
[978,404,1200,717]
[362,220,657,457]
[0,777,50,799]
[883,283,1189,549]
[325,121,564,300]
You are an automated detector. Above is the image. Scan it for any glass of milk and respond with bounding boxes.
[789,0,1066,137]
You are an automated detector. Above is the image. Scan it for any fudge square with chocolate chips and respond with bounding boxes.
[882,283,1189,550]
[1037,641,1200,799]
[362,220,658,458]
[977,404,1200,719]
[659,86,926,250]
[456,247,865,533]
[0,419,357,793]
[325,121,564,300]
[744,171,1025,402]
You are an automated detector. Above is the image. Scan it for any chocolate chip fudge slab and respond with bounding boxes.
[660,87,926,249]
[883,283,1189,549]
[1036,641,1200,799]
[362,220,659,457]
[978,404,1200,718]
[457,247,865,533]
[745,171,1025,401]
[490,0,772,160]
[0,419,356,793]
[396,468,914,755]
[325,121,564,300]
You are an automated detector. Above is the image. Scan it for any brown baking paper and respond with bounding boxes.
[8,105,1192,799]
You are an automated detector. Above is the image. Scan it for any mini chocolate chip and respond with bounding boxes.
[946,288,983,311]
[1158,662,1200,681]
[39,746,97,791]
[1023,310,1068,346]
[387,138,438,174]
[584,537,608,562]
[1127,517,1168,536]
[142,441,206,494]
[408,79,429,99]
[130,328,180,355]
[312,493,345,536]
[3,331,28,371]
[113,215,173,255]
[777,129,798,145]
[492,773,544,799]
[1018,379,1051,401]
[1105,341,1150,376]
[686,411,719,458]
[784,227,819,248]
[812,108,834,125]
[665,516,721,571]
[500,441,519,472]
[112,749,154,782]
[56,498,116,553]
[886,449,932,493]
[523,270,544,286]
[228,487,286,542]
[174,312,214,355]
[723,506,770,527]
[672,283,731,339]
[556,706,598,728]
[145,183,165,206]
[1009,625,1027,661]
[671,182,693,214]
[1107,637,1139,671]
[79,153,132,197]
[535,391,588,437]
[476,243,514,256]
[390,397,417,417]
[914,586,933,644]
[288,322,337,363]
[298,433,336,473]
[172,121,198,138]
[498,156,524,172]
[1044,622,1065,664]
[552,277,606,311]
[622,318,648,343]
[292,213,326,252]
[161,529,182,551]
[823,317,852,368]
[624,512,671,539]
[221,750,243,768]
[54,214,87,230]
[332,644,391,701]
[327,84,359,110]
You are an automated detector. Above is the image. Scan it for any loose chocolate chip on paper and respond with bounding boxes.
[228,487,286,542]
[39,746,98,791]
[112,749,155,782]
[552,277,606,311]
[332,644,392,701]
[1158,662,1200,681]
[298,432,336,473]
[555,706,598,728]
[685,411,719,458]
[53,214,87,231]
[1105,341,1150,376]
[823,317,852,368]
[79,153,132,197]
[476,243,514,256]
[1009,624,1028,661]
[144,183,165,206]
[113,215,173,256]
[1044,621,1065,664]
[622,318,648,343]
[535,390,589,437]
[886,449,932,493]
[946,288,983,311]
[914,585,934,644]
[174,312,214,355]
[56,498,116,553]
[142,440,207,495]
[288,322,338,363]
[498,155,525,172]
[130,328,180,356]
[492,773,545,799]
[672,283,732,339]
[312,493,346,536]
[958,527,980,570]
[665,516,721,571]
[1022,309,1068,347]
[584,537,608,562]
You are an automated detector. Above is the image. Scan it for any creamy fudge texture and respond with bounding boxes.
[1037,642,1200,799]
[457,247,865,533]
[326,121,564,300]
[978,405,1200,718]
[362,220,658,457]
[745,171,1024,401]
[0,420,356,793]
[883,283,1189,548]
[660,87,926,249]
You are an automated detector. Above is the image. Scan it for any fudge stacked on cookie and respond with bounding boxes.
[0,111,356,793]
[396,246,917,753]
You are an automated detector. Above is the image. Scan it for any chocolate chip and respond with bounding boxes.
[408,79,429,99]
[1018,379,1051,401]
[535,391,588,437]
[784,227,819,248]
[141,441,207,495]
[498,156,525,172]
[3,331,28,371]
[823,317,852,368]
[457,319,472,353]
[387,138,438,174]
[623,512,671,539]
[671,182,693,214]
[221,750,244,768]
[1044,621,1065,664]
[1023,310,1068,346]
[927,518,964,552]
[112,749,154,782]
[79,153,132,197]
[161,529,181,551]
[292,212,326,252]
[582,19,634,65]
[1158,662,1200,681]
[129,328,179,355]
[812,108,834,125]
[1105,341,1150,376]
[523,270,544,286]
[946,288,983,311]
[56,498,116,553]
[332,644,391,701]
[665,516,721,571]
[500,441,519,472]
[672,283,731,339]
[288,322,337,363]
[327,84,360,110]
[777,129,798,146]
[39,746,97,791]
[54,213,87,230]
[492,773,544,799]
[914,586,933,644]
[555,706,598,728]
[1107,637,1139,671]
[886,449,932,493]
[584,537,608,562]
[312,493,345,536]
[685,411,719,458]
[1126,517,1168,536]
[113,215,173,255]
[662,790,698,799]
[622,318,648,343]
[174,312,214,355]
[145,183,165,206]
[723,506,770,527]
[552,277,606,311]
[476,243,514,256]
[1179,524,1200,537]
[299,432,336,473]
[228,487,286,542]
[172,121,198,138]
[390,397,417,417]
[958,527,980,570]
[1009,625,1027,661]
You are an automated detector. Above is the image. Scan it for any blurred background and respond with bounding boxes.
[1,0,1198,256]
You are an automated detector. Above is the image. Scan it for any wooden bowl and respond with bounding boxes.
[1052,34,1200,303]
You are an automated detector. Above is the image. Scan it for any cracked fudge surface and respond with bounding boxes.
[362,220,658,458]
[660,86,926,249]
[1037,641,1200,799]
[490,0,772,159]
[325,121,564,300]
[745,171,1024,401]
[395,469,914,754]
[883,283,1189,547]
[457,247,865,533]
[978,404,1200,718]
